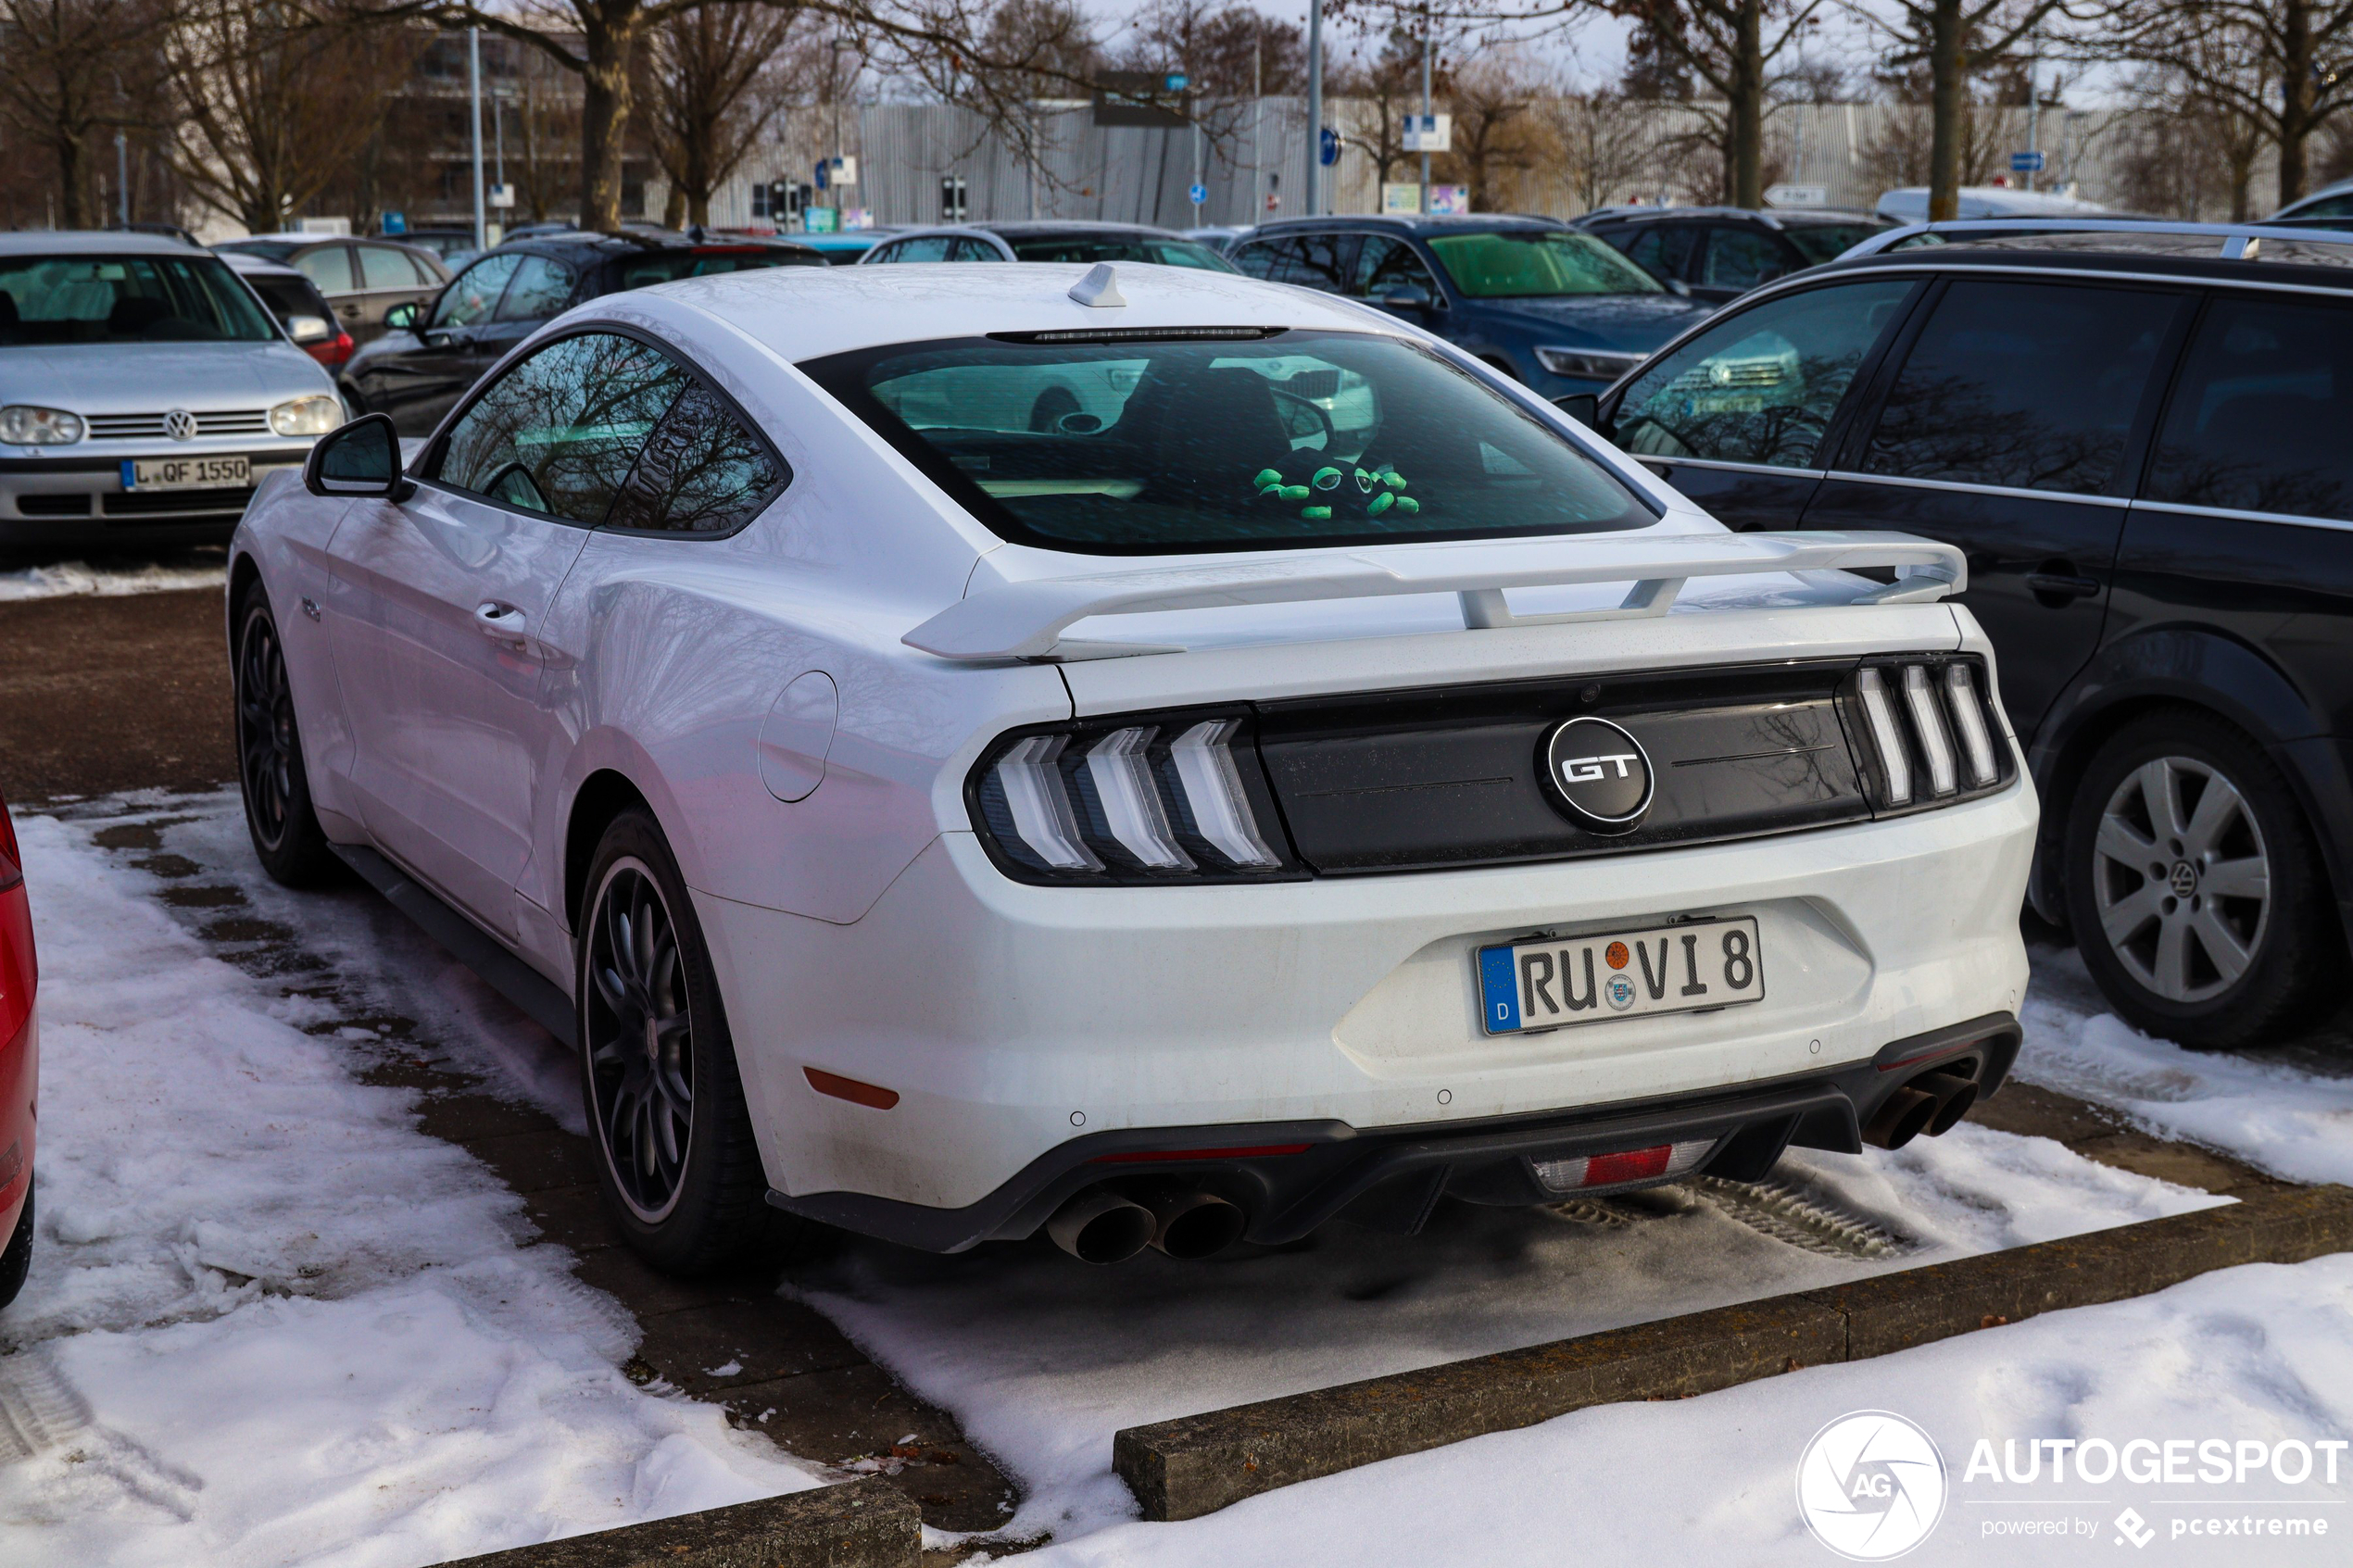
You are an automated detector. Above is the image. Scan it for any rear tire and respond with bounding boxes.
[577,809,783,1274]
[233,585,342,888]
[2062,709,2343,1049]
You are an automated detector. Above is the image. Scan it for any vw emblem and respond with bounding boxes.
[163,408,199,441]
[1542,715,1653,834]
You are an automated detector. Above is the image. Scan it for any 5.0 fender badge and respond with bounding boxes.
[1542,716,1654,834]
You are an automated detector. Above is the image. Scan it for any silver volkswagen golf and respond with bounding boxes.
[0,232,341,546]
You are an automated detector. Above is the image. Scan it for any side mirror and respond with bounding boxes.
[1553,393,1601,427]
[1373,283,1435,312]
[286,314,332,345]
[1663,278,1692,297]
[303,412,414,501]
[384,300,421,332]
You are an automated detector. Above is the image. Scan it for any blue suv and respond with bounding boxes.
[1229,215,1714,396]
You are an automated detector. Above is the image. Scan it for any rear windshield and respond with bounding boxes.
[611,247,824,289]
[0,254,279,344]
[1005,235,1239,271]
[803,329,1653,554]
[245,274,329,323]
[1782,223,1885,265]
[1428,231,1661,297]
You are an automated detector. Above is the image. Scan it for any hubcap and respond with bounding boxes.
[584,861,695,1223]
[237,611,296,849]
[2091,756,2271,1004]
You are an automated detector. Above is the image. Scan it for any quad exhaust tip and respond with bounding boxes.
[1864,1064,1982,1150]
[1046,1184,1246,1263]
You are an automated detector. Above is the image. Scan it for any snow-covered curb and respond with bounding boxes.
[0,561,226,604]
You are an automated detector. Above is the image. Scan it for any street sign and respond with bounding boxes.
[488,182,515,209]
[814,158,829,192]
[1319,127,1340,168]
[805,207,838,234]
[1164,72,1188,92]
[1403,113,1451,154]
[381,211,406,235]
[1381,182,1420,215]
[1189,182,1206,207]
[1765,183,1828,208]
[2010,150,2046,173]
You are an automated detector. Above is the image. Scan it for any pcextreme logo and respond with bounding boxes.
[1797,1411,1950,1561]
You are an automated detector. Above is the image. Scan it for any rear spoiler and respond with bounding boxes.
[903,531,1967,661]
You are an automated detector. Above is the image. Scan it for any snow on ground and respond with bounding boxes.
[0,559,226,603]
[1022,1254,2353,1567]
[2017,945,2353,1186]
[6,792,2348,1565]
[0,801,820,1567]
[798,1124,2228,1546]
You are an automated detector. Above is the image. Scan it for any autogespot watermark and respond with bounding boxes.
[1798,1413,2349,1558]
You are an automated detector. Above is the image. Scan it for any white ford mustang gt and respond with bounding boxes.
[230,260,2035,1272]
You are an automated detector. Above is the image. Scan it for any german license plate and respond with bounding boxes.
[122,455,250,491]
[1477,917,1763,1035]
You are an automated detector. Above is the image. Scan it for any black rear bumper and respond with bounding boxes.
[769,1011,2022,1253]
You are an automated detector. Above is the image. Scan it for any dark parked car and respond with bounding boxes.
[213,234,450,345]
[1230,214,1715,397]
[1573,207,1895,303]
[220,251,354,372]
[1572,220,2353,1049]
[343,232,825,435]
[860,220,1239,270]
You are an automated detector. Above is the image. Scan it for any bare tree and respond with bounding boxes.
[1331,14,1459,187]
[644,3,811,228]
[0,0,173,229]
[1856,0,2093,220]
[2106,0,2353,207]
[168,0,421,235]
[1607,0,1826,207]
[1442,51,1542,210]
[1113,0,1304,95]
[1541,89,1661,212]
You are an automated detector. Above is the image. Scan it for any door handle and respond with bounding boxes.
[475,601,527,647]
[2024,570,2101,604]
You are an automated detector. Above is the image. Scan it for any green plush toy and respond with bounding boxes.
[1252,463,1419,521]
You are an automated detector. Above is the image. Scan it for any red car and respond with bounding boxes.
[0,784,34,1309]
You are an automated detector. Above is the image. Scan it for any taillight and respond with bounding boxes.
[1843,655,2011,812]
[970,712,1300,884]
[305,332,356,368]
[1532,1138,1715,1194]
[0,788,32,1047]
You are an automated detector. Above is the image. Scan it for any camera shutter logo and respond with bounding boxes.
[1542,716,1653,834]
[164,408,199,442]
[1795,1410,1948,1560]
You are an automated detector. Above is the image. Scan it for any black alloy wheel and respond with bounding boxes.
[233,588,339,886]
[2064,709,2344,1050]
[575,809,785,1273]
[584,858,696,1223]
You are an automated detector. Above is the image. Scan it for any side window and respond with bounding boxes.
[296,246,355,294]
[949,237,1004,261]
[434,332,687,524]
[1617,225,1698,282]
[1229,239,1287,280]
[432,253,522,328]
[2145,295,2353,520]
[1288,232,1357,293]
[1863,281,2184,495]
[2291,194,2353,219]
[603,383,791,534]
[1701,228,1791,291]
[1353,236,1439,298]
[1614,279,1919,469]
[359,245,419,291]
[496,255,575,321]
